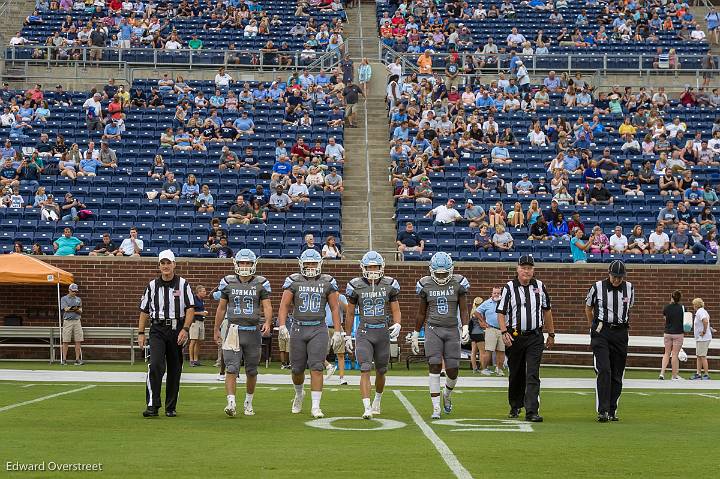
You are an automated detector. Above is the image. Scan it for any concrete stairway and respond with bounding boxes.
[339,2,398,259]
[0,1,35,42]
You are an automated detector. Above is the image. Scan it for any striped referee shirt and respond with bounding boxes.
[496,278,552,332]
[585,280,635,325]
[139,275,195,321]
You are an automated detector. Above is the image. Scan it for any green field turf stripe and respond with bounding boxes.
[394,390,473,479]
[0,385,95,413]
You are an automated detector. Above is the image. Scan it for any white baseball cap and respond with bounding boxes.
[158,250,176,263]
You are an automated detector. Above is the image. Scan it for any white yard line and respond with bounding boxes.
[0,385,95,413]
[393,391,473,479]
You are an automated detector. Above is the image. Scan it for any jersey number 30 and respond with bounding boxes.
[233,296,253,316]
[298,292,322,313]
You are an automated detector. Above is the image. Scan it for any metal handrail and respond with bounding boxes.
[3,44,345,72]
[378,43,718,76]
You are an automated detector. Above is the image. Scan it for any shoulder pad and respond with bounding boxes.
[319,273,335,283]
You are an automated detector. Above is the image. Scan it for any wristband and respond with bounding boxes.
[182,326,190,333]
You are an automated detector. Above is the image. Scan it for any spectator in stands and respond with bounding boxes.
[160,172,181,201]
[492,224,514,251]
[397,222,424,254]
[515,174,534,195]
[670,224,693,255]
[426,198,462,226]
[0,158,19,189]
[609,226,629,254]
[196,184,215,214]
[227,195,252,225]
[464,199,486,228]
[589,179,613,205]
[658,170,681,196]
[268,186,292,212]
[529,214,551,241]
[589,225,610,254]
[414,176,434,205]
[549,213,570,241]
[322,236,343,260]
[289,175,310,204]
[490,144,512,164]
[89,233,118,256]
[302,234,322,254]
[53,226,83,256]
[249,199,266,224]
[417,50,432,74]
[649,224,670,254]
[98,142,118,171]
[324,167,344,192]
[488,201,507,229]
[394,178,414,202]
[627,225,649,255]
[324,137,345,162]
[148,155,167,179]
[685,182,705,207]
[60,192,85,222]
[342,80,364,128]
[570,227,592,263]
[657,200,679,229]
[621,171,644,196]
[116,227,143,257]
[83,92,103,131]
[233,111,255,135]
[182,174,199,199]
[475,224,494,252]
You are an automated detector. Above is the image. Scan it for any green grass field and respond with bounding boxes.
[1,374,718,478]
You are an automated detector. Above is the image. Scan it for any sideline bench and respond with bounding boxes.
[405,333,720,369]
[0,326,139,364]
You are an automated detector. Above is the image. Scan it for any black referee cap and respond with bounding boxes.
[518,254,535,266]
[608,260,626,276]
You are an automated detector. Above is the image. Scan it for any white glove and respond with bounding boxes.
[344,334,354,352]
[388,323,401,340]
[411,331,420,355]
[278,325,289,342]
[461,324,470,344]
[331,331,345,351]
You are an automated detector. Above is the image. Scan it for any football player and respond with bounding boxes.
[411,252,471,419]
[213,249,272,417]
[345,251,402,419]
[278,249,343,418]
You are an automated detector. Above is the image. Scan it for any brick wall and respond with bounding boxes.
[1,257,717,368]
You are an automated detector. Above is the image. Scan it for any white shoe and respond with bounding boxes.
[325,363,337,380]
[362,408,373,419]
[495,369,505,377]
[671,376,686,381]
[291,391,305,414]
[339,377,348,385]
[217,374,225,381]
[311,407,324,418]
[243,404,255,416]
[370,400,382,415]
[431,408,442,420]
[480,368,493,376]
[224,402,236,417]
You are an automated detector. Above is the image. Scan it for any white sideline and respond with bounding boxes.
[393,391,472,479]
[0,370,718,389]
[0,385,95,412]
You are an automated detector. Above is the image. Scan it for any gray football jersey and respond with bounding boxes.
[283,273,338,322]
[219,274,271,326]
[416,274,470,327]
[346,276,400,325]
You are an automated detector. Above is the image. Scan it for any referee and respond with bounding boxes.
[585,260,635,423]
[497,255,555,422]
[137,250,195,418]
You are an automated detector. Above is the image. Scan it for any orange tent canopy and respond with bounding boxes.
[0,253,74,285]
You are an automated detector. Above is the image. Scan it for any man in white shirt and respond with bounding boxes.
[288,176,310,204]
[324,137,345,161]
[424,198,462,225]
[116,227,144,256]
[609,226,628,253]
[690,24,706,41]
[164,36,182,49]
[9,32,28,46]
[214,67,232,89]
[648,224,670,254]
[665,117,686,138]
[506,27,526,47]
[482,116,499,133]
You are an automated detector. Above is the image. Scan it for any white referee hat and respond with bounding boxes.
[158,250,176,263]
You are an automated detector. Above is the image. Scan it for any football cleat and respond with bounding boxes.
[291,391,305,414]
[362,408,373,420]
[431,408,442,420]
[243,404,255,416]
[325,363,337,380]
[370,400,382,415]
[442,392,453,414]
[311,408,324,418]
[224,402,237,417]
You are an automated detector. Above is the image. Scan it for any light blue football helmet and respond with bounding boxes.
[299,249,323,277]
[429,252,454,285]
[233,249,257,277]
[361,251,385,281]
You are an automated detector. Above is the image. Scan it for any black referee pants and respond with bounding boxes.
[146,325,183,411]
[506,332,544,414]
[591,325,628,415]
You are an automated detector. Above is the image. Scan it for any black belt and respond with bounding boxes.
[509,327,542,336]
[151,319,180,327]
[601,322,628,329]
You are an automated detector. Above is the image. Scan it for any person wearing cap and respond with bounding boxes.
[90,232,118,256]
[324,167,344,192]
[60,283,84,365]
[425,198,462,226]
[464,167,481,194]
[515,174,534,195]
[463,199,486,228]
[497,255,555,422]
[414,176,434,205]
[138,250,195,417]
[585,260,635,422]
